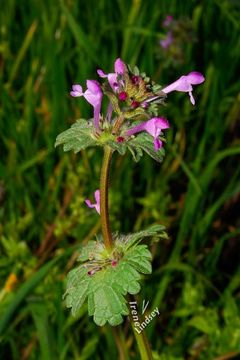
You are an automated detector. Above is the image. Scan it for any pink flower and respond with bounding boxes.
[85,190,100,214]
[162,72,205,105]
[70,80,102,130]
[160,31,173,49]
[97,58,126,91]
[163,15,173,27]
[126,117,169,151]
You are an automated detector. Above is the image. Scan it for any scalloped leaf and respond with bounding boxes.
[55,119,97,153]
[64,224,166,326]
[112,261,141,295]
[64,267,90,316]
[125,245,152,274]
[65,242,151,324]
[90,272,129,326]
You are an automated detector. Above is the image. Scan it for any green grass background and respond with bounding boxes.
[1,0,240,359]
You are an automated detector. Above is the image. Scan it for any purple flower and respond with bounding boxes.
[163,15,173,27]
[85,190,100,214]
[126,117,170,151]
[160,31,173,49]
[70,84,83,97]
[162,71,205,105]
[70,80,103,130]
[97,58,126,91]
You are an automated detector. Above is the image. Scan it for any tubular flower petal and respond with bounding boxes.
[126,117,169,151]
[70,84,83,97]
[114,58,126,74]
[84,80,103,130]
[85,190,100,214]
[70,81,102,130]
[97,70,118,90]
[162,71,205,105]
[97,58,126,91]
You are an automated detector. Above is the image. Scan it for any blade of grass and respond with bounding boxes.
[7,20,38,87]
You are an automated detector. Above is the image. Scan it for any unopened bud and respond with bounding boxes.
[116,136,125,143]
[131,100,140,108]
[118,91,127,101]
[131,75,140,85]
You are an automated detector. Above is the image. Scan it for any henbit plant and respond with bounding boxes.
[55,58,204,358]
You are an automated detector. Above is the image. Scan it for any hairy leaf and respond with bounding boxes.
[107,140,127,155]
[129,132,165,162]
[55,119,97,153]
[107,132,166,162]
[77,241,98,262]
[121,224,166,250]
[55,119,166,163]
[64,224,166,325]
[64,224,166,326]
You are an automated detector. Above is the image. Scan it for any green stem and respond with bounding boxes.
[130,318,153,360]
[100,147,153,359]
[100,146,113,249]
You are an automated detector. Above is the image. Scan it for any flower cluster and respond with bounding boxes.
[69,58,205,213]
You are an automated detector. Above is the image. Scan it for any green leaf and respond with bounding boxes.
[64,224,165,326]
[64,266,90,316]
[29,303,56,360]
[65,266,87,289]
[55,119,97,153]
[88,292,95,316]
[122,224,166,249]
[125,245,152,274]
[92,283,128,326]
[66,281,89,316]
[107,140,127,156]
[127,64,140,76]
[112,262,141,295]
[107,130,166,162]
[129,132,165,162]
[55,119,166,163]
[88,269,129,326]
[127,142,143,162]
[77,241,97,262]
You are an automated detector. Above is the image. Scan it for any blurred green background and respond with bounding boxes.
[1,0,240,359]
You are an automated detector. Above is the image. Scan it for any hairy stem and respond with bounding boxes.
[100,146,113,248]
[100,147,153,358]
